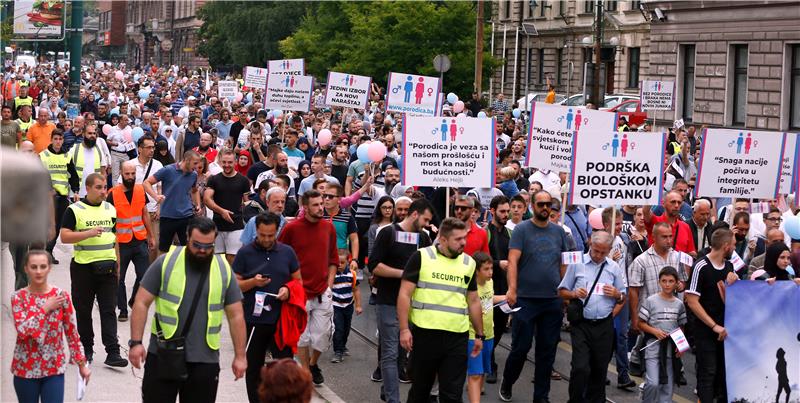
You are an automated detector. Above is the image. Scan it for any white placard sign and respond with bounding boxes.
[780,133,798,194]
[243,66,268,90]
[569,131,666,206]
[385,72,441,116]
[264,74,314,112]
[324,72,371,109]
[695,129,786,199]
[267,58,305,75]
[402,116,496,188]
[218,80,239,99]
[640,80,675,111]
[526,102,618,172]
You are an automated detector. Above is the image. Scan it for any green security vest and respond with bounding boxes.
[151,246,231,350]
[71,142,103,178]
[69,201,117,264]
[40,150,71,196]
[410,246,476,333]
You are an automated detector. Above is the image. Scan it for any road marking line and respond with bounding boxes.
[314,383,347,403]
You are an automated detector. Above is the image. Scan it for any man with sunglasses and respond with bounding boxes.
[454,195,490,257]
[500,190,571,403]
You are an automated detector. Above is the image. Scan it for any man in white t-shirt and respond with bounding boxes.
[529,168,561,190]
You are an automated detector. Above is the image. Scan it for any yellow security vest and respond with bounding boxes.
[14,96,32,112]
[69,201,117,264]
[40,149,71,196]
[71,142,103,178]
[151,246,231,350]
[410,246,476,333]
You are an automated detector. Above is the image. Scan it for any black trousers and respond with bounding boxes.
[46,194,70,254]
[158,217,190,252]
[69,261,120,356]
[490,307,509,372]
[355,217,371,268]
[245,323,293,403]
[117,242,150,314]
[568,316,615,403]
[142,354,220,403]
[695,330,727,402]
[407,327,468,403]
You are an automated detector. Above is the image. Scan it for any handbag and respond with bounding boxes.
[154,268,208,381]
[566,261,606,324]
[90,260,116,276]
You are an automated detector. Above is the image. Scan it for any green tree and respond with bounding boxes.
[280,1,499,98]
[197,1,312,71]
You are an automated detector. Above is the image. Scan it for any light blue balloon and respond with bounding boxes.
[512,108,521,118]
[357,143,371,164]
[138,89,150,99]
[785,215,800,239]
[110,107,120,116]
[272,109,283,117]
[132,127,144,142]
[446,92,458,104]
[246,92,253,103]
[477,111,487,118]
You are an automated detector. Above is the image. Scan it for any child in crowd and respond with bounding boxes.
[497,166,520,198]
[638,266,687,403]
[331,250,362,363]
[467,252,505,403]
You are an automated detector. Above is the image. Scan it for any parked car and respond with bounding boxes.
[608,99,647,127]
[558,93,587,107]
[600,94,640,110]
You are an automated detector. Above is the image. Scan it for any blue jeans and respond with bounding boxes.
[118,242,150,314]
[332,304,354,354]
[14,375,64,403]
[613,300,631,381]
[377,304,401,403]
[501,297,562,401]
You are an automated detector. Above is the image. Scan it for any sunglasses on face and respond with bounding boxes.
[191,241,214,250]
[454,205,472,211]
[535,201,552,209]
[323,194,338,199]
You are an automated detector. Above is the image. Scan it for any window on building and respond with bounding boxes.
[556,48,563,85]
[539,0,547,17]
[731,45,748,126]
[503,0,511,19]
[526,47,533,85]
[790,44,800,130]
[560,0,567,15]
[681,45,696,122]
[606,0,618,12]
[538,48,546,84]
[627,47,640,88]
[585,1,595,14]
[631,1,641,11]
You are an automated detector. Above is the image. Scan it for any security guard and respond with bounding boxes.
[40,128,80,262]
[398,217,485,403]
[59,172,128,367]
[72,123,107,197]
[128,217,247,403]
[13,83,33,117]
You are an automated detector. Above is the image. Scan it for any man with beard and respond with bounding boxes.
[121,135,164,262]
[175,115,203,162]
[1,105,22,147]
[644,191,696,256]
[298,154,340,196]
[107,161,155,322]
[72,123,109,198]
[241,186,288,245]
[393,196,412,222]
[95,101,110,128]
[59,173,127,367]
[397,217,484,403]
[129,217,247,403]
[233,213,300,403]
[278,190,339,386]
[686,228,738,403]
[40,129,80,262]
[369,199,434,402]
[485,195,511,384]
[329,143,350,186]
[383,166,401,196]
[454,195,490,256]
[204,150,251,264]
[255,152,295,195]
[144,150,203,254]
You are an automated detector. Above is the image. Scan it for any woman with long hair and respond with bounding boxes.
[12,250,90,403]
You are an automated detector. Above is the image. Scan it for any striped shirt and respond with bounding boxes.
[332,268,357,308]
[628,247,686,302]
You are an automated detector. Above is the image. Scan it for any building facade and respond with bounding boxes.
[489,0,650,106]
[646,0,800,131]
[96,1,127,61]
[125,0,207,68]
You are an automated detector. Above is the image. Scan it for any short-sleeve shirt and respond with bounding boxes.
[646,213,696,255]
[1,120,20,147]
[509,220,571,298]
[141,254,243,363]
[470,279,495,339]
[628,247,686,302]
[558,255,626,320]
[232,241,299,325]
[153,163,197,219]
[638,294,687,358]
[206,172,251,232]
[686,256,733,332]
[368,224,432,305]
[324,208,358,250]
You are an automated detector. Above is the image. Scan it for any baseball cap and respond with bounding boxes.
[187,95,196,101]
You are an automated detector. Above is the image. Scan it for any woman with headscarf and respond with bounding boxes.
[758,242,800,284]
[296,137,315,161]
[153,139,175,166]
[235,150,253,177]
[294,160,312,195]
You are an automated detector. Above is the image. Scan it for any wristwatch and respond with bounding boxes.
[128,339,143,347]
[475,334,486,341]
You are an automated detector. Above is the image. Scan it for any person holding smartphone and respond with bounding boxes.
[232,212,302,403]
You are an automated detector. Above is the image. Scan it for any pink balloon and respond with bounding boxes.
[453,100,465,113]
[114,70,124,81]
[182,76,189,84]
[317,129,332,147]
[102,124,112,135]
[367,141,387,163]
[234,92,243,103]
[122,126,133,142]
[588,208,604,230]
[456,113,467,118]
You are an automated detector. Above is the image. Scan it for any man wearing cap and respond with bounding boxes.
[179,95,196,120]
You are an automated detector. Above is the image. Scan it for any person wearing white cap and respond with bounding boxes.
[178,95,196,120]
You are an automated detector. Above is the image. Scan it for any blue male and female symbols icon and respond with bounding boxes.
[432,119,464,142]
[392,76,435,104]
[602,133,635,158]
[728,132,757,155]
[557,108,590,134]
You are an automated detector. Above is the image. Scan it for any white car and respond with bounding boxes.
[600,94,640,111]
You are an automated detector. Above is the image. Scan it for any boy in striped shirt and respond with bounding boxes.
[331,250,363,363]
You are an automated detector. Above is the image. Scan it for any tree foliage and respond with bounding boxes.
[197,1,312,71]
[280,1,499,98]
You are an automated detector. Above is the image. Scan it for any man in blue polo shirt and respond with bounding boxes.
[233,212,301,403]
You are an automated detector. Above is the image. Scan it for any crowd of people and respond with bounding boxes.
[2,59,798,403]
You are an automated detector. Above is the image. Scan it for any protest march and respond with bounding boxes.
[2,46,800,403]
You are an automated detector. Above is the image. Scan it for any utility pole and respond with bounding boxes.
[592,0,603,107]
[512,0,523,103]
[68,0,83,104]
[474,0,484,94]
